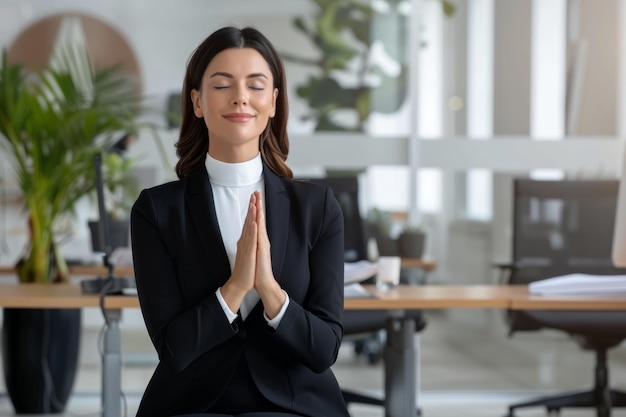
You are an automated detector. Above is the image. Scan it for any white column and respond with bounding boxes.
[530,0,566,139]
[407,0,422,226]
[466,0,494,221]
[619,0,626,139]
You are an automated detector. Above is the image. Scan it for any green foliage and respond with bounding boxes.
[0,48,143,283]
[101,152,139,221]
[284,0,455,131]
[366,207,392,236]
[402,223,423,233]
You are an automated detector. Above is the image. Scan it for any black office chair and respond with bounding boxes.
[304,176,425,415]
[499,179,626,417]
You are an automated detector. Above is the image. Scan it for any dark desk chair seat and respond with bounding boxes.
[501,179,626,417]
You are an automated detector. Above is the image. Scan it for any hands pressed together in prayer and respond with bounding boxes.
[221,191,286,319]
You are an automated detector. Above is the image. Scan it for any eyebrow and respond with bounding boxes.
[209,71,268,80]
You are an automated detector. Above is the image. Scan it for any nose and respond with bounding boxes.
[232,87,248,106]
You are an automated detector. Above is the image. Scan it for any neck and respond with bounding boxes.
[209,144,259,163]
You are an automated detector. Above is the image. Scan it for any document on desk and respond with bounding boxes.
[111,247,133,266]
[344,260,378,284]
[344,283,375,298]
[529,273,626,295]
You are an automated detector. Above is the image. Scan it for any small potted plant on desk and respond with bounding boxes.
[0,48,142,414]
[366,208,398,257]
[398,224,427,259]
[397,224,428,285]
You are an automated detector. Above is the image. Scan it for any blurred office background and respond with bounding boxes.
[1,0,626,416]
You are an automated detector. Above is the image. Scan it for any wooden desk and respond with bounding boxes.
[347,284,516,309]
[0,283,538,310]
[400,257,437,271]
[1,283,625,417]
[1,260,433,281]
[0,265,135,278]
[510,291,626,310]
[0,283,137,309]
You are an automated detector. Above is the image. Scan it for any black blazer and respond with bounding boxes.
[130,165,349,417]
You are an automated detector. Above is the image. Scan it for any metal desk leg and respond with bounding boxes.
[384,316,417,417]
[102,309,122,417]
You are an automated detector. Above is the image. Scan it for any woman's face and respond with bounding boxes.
[191,47,278,162]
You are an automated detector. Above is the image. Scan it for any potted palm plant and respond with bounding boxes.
[0,45,142,413]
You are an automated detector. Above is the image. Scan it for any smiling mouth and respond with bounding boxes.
[223,114,254,123]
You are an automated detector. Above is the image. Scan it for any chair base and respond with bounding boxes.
[506,388,626,417]
[342,389,384,407]
[342,390,421,416]
[352,336,383,364]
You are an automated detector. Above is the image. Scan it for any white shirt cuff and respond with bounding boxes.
[264,290,290,329]
[216,288,238,324]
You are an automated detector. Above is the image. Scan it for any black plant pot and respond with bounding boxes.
[2,308,81,414]
[88,218,130,252]
[398,231,426,259]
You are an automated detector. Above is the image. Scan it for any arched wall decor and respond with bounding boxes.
[7,12,142,94]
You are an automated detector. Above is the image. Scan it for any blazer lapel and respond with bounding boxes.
[263,166,290,282]
[185,168,231,282]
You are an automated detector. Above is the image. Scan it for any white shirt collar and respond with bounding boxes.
[205,153,263,187]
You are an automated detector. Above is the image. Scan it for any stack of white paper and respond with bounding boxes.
[111,247,133,266]
[529,274,626,295]
[344,283,375,298]
[344,260,378,284]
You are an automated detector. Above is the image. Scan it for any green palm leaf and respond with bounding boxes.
[0,46,143,283]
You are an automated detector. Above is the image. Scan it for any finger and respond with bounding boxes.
[255,191,264,227]
[255,193,271,246]
[243,194,256,228]
[239,198,258,261]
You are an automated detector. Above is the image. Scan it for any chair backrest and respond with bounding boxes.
[305,176,368,262]
[510,178,626,284]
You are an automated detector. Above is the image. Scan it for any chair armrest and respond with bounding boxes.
[491,262,519,284]
[492,262,517,271]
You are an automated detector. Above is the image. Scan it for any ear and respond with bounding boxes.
[269,88,278,118]
[191,89,203,118]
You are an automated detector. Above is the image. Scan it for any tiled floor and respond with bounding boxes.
[2,310,626,416]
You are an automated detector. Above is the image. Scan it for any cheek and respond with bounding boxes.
[259,95,276,115]
[200,96,222,120]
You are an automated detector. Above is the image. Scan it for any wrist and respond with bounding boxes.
[258,282,285,319]
[221,280,247,310]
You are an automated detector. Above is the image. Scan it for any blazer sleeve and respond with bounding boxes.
[269,187,345,373]
[130,189,238,372]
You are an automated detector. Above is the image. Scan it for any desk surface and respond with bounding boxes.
[0,283,137,309]
[510,292,626,310]
[1,283,625,311]
[0,257,437,279]
[0,265,135,277]
[347,285,516,309]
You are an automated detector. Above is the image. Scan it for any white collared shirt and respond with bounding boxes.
[205,153,288,328]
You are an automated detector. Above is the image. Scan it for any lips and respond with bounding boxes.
[223,113,254,123]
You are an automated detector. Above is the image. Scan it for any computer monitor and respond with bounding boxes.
[303,176,368,262]
[612,143,626,267]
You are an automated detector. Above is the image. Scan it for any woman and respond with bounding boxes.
[130,26,349,417]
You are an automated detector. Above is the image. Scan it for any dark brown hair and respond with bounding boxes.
[175,26,292,179]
